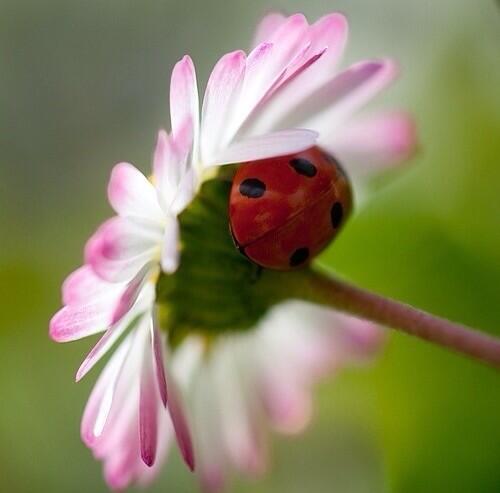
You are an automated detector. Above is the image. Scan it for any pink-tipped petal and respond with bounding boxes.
[328,312,385,362]
[261,373,312,435]
[107,162,163,221]
[153,129,181,207]
[252,59,398,135]
[62,265,113,306]
[153,122,196,214]
[200,50,246,164]
[308,13,348,75]
[236,44,326,138]
[200,466,226,493]
[241,15,311,125]
[110,263,152,324]
[75,311,141,382]
[85,216,162,283]
[50,299,114,342]
[213,129,318,165]
[140,336,159,467]
[263,13,309,53]
[170,55,199,143]
[252,12,287,46]
[309,59,399,130]
[136,412,173,487]
[323,111,418,175]
[151,320,168,407]
[81,335,132,446]
[166,375,195,470]
[227,42,277,136]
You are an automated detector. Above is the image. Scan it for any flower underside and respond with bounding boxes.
[156,175,292,346]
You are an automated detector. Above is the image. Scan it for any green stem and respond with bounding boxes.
[293,268,500,369]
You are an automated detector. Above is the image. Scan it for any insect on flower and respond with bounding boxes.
[229,147,352,269]
[50,9,500,493]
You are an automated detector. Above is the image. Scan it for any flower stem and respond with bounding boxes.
[301,269,500,369]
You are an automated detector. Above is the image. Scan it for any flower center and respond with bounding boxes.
[156,178,286,346]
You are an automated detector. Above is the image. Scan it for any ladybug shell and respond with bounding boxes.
[229,146,352,270]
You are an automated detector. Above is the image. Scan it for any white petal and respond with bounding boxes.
[74,279,153,382]
[251,59,398,135]
[153,124,197,214]
[321,111,417,176]
[81,334,132,446]
[214,340,266,475]
[160,215,180,274]
[170,55,199,145]
[85,216,162,283]
[107,162,164,222]
[200,50,246,164]
[212,129,318,165]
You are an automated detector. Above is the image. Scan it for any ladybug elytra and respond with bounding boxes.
[229,146,352,270]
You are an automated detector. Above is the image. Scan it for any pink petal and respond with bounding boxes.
[251,59,398,135]
[140,333,159,467]
[153,124,196,214]
[252,12,287,46]
[212,129,318,165]
[200,466,226,493]
[235,43,326,138]
[227,42,277,136]
[102,421,141,490]
[307,13,348,80]
[322,111,418,175]
[107,162,163,221]
[200,50,246,164]
[327,312,384,362]
[240,15,311,126]
[307,59,399,129]
[261,372,312,435]
[81,335,132,446]
[262,13,309,54]
[62,265,116,306]
[151,320,168,407]
[50,297,116,342]
[75,310,140,382]
[166,373,195,470]
[136,411,173,487]
[85,216,162,283]
[91,329,143,457]
[170,55,199,143]
[253,13,348,128]
[110,263,152,324]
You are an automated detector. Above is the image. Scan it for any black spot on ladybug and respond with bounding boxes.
[239,178,266,198]
[330,202,343,228]
[289,247,309,267]
[289,158,317,177]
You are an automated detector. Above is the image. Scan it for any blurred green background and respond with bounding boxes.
[1,0,499,492]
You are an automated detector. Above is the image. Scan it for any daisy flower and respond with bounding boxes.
[50,10,422,491]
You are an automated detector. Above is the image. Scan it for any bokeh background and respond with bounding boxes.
[1,0,499,491]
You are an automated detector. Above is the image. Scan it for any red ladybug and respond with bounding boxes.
[229,146,352,270]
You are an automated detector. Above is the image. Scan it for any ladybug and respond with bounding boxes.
[229,146,352,270]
